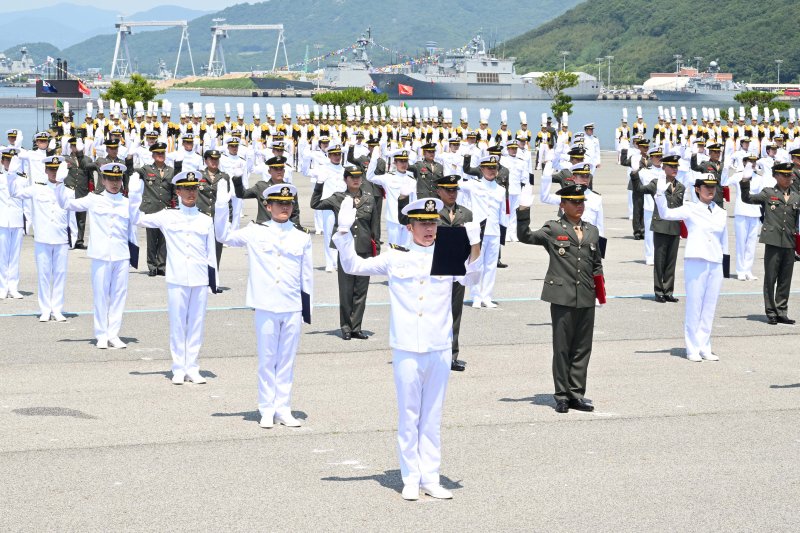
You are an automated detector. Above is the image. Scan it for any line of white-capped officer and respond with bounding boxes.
[214,180,313,429]
[333,196,483,501]
[129,170,217,385]
[0,147,25,300]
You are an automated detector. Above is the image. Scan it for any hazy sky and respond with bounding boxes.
[0,0,245,13]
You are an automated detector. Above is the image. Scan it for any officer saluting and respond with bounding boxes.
[136,142,175,276]
[333,197,482,501]
[516,183,605,413]
[129,170,217,384]
[740,162,800,324]
[310,165,380,340]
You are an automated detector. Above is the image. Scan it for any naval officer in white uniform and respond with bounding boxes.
[129,170,218,385]
[0,148,25,300]
[333,197,482,501]
[214,181,313,429]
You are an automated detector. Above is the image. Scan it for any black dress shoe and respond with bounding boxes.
[568,398,595,412]
[664,295,679,302]
[351,331,369,339]
[148,270,157,277]
[157,269,166,276]
[342,331,352,340]
[497,261,508,268]
[555,400,569,413]
[777,316,796,325]
[654,295,666,303]
[74,243,87,250]
[768,317,778,325]
[450,360,466,372]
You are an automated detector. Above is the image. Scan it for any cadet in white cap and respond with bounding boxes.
[0,148,25,299]
[6,155,70,321]
[56,162,137,348]
[333,196,483,501]
[129,170,217,384]
[214,181,313,429]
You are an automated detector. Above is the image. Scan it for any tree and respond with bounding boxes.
[312,87,388,110]
[101,74,162,114]
[536,71,579,119]
[733,90,789,113]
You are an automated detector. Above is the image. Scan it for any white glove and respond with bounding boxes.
[14,133,22,148]
[127,171,143,198]
[631,154,642,171]
[215,178,231,207]
[464,220,481,245]
[337,196,356,232]
[55,162,68,183]
[371,145,381,159]
[76,138,84,152]
[743,164,753,180]
[48,138,56,151]
[656,175,668,194]
[314,170,328,184]
[399,179,415,198]
[519,182,535,207]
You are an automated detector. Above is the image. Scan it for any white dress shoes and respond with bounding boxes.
[422,484,453,499]
[275,413,301,427]
[171,372,185,385]
[108,337,127,349]
[186,370,207,384]
[686,353,702,362]
[52,313,67,322]
[259,414,274,429]
[96,338,108,349]
[8,290,22,299]
[401,485,419,501]
[700,352,719,361]
[483,301,498,308]
[471,299,482,308]
[38,313,50,322]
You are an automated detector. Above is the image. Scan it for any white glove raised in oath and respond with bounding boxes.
[464,220,481,246]
[519,182,535,207]
[631,154,642,171]
[337,196,356,232]
[743,163,753,180]
[55,161,68,183]
[656,175,668,194]
[215,177,231,207]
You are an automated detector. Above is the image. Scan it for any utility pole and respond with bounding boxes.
[560,50,569,72]
[606,55,614,88]
[776,59,783,84]
[314,43,323,90]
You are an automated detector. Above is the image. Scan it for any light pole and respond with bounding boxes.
[694,56,703,72]
[560,50,569,72]
[314,43,323,90]
[596,57,604,87]
[674,54,682,90]
[776,59,783,84]
[605,55,614,88]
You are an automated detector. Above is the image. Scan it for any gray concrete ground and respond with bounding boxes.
[1,153,799,531]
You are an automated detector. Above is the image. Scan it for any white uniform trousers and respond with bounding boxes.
[393,348,451,487]
[734,215,760,277]
[643,210,654,265]
[0,227,23,296]
[387,221,410,247]
[627,190,634,219]
[254,309,302,418]
[313,208,324,233]
[321,211,338,270]
[90,259,129,342]
[684,258,723,358]
[167,283,208,376]
[34,242,68,317]
[507,194,520,241]
[474,234,500,304]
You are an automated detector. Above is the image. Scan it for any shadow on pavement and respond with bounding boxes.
[211,410,308,422]
[634,348,685,358]
[321,469,462,494]
[770,383,800,389]
[720,315,771,323]
[498,394,555,408]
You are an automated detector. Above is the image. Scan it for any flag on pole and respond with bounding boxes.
[55,99,63,109]
[78,80,91,95]
[41,80,57,94]
[46,56,55,64]
[398,83,414,96]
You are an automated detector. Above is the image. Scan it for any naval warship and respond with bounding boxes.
[649,61,745,102]
[369,34,600,100]
[321,28,375,89]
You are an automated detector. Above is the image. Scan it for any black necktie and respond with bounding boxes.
[708,205,713,213]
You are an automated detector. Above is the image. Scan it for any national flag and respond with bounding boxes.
[46,56,55,64]
[78,80,91,95]
[41,80,57,94]
[398,83,414,96]
[55,99,63,109]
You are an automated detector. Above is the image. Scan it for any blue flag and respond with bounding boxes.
[41,80,57,94]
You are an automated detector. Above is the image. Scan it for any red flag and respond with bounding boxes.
[398,83,414,96]
[594,275,607,304]
[78,80,91,95]
[679,221,688,239]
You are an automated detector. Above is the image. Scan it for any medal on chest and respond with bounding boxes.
[353,197,361,207]
[558,247,566,256]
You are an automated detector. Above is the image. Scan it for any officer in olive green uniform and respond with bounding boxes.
[691,143,724,207]
[231,156,300,226]
[435,175,474,371]
[137,142,175,276]
[517,183,604,413]
[411,143,444,198]
[88,139,134,195]
[631,154,685,302]
[63,137,92,249]
[197,149,231,276]
[740,162,800,324]
[310,166,380,340]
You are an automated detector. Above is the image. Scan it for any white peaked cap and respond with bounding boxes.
[97,98,104,112]
[236,103,244,118]
[562,111,569,126]
[519,111,526,124]
[86,101,93,115]
[622,108,628,120]
[691,107,697,119]
[636,106,642,118]
[540,112,547,127]
[790,108,796,122]
[461,107,469,121]
[500,109,507,124]
[670,106,676,119]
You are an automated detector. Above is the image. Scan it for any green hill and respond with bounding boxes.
[9,0,583,76]
[500,0,799,86]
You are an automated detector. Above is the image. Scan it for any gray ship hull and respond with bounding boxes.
[370,73,599,100]
[654,89,741,102]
